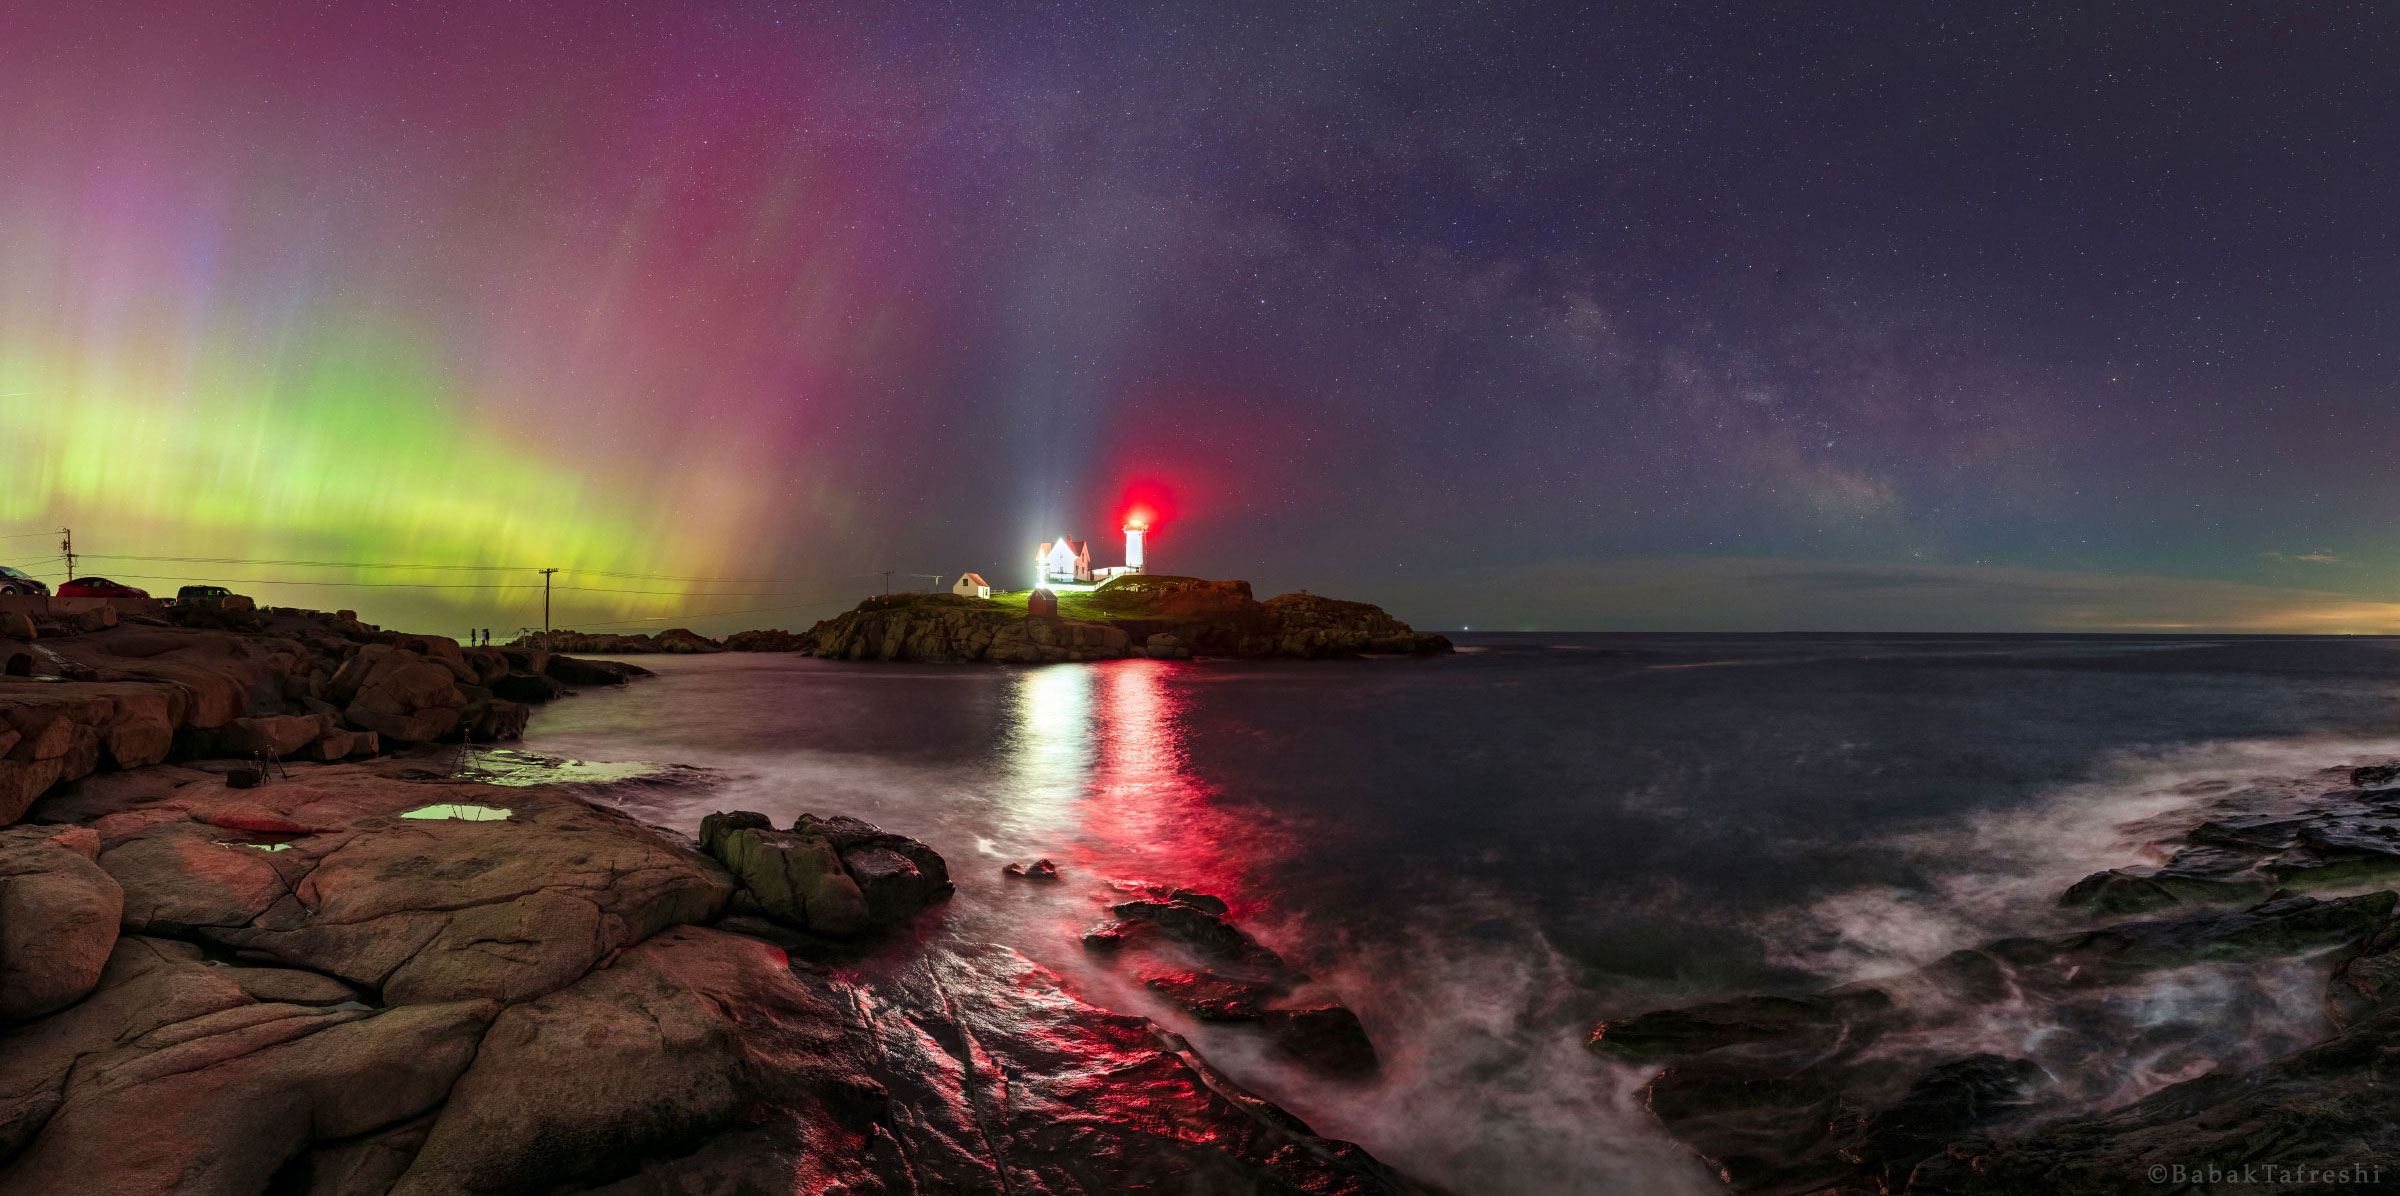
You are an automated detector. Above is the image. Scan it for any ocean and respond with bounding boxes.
[518,633,2400,1194]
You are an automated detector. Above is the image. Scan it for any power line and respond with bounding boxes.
[84,552,883,585]
[576,596,857,630]
[97,571,847,597]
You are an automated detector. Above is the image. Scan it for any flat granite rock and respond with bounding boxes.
[387,924,879,1196]
[0,935,495,1195]
[77,761,735,1003]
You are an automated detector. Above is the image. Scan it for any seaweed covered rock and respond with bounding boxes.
[700,810,951,935]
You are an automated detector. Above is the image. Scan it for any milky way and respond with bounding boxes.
[4,3,2397,631]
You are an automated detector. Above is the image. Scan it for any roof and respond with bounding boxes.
[958,573,987,586]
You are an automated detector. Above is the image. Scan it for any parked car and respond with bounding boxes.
[0,566,48,596]
[175,584,235,606]
[56,577,150,598]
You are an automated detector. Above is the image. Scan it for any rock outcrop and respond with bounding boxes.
[0,611,645,828]
[0,728,1429,1194]
[1602,765,2400,1195]
[1087,885,1382,1079]
[785,594,1134,663]
[699,809,952,935]
[0,935,496,1194]
[55,762,736,1003]
[722,627,809,651]
[509,628,722,654]
[739,578,1450,663]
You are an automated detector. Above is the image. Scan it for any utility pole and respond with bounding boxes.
[880,570,894,595]
[58,528,73,580]
[539,568,559,631]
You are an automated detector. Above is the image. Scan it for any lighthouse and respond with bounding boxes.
[1122,518,1147,574]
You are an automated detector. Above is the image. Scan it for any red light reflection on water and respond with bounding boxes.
[1068,658,1259,909]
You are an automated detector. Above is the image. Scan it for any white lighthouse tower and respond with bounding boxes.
[1122,518,1147,574]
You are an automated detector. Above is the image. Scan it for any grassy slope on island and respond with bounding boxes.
[983,574,1225,621]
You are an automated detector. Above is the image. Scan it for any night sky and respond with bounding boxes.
[5,3,2399,633]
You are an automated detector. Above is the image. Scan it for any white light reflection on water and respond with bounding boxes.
[996,663,1092,844]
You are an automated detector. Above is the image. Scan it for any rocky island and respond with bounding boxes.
[0,600,1433,1194]
[516,574,1455,663]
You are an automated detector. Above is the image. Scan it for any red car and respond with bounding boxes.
[56,577,150,598]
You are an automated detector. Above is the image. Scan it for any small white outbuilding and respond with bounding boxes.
[952,573,991,599]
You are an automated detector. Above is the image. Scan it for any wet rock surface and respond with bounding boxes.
[1602,764,2400,1195]
[1089,885,1383,1080]
[0,633,1427,1196]
[832,943,1427,1193]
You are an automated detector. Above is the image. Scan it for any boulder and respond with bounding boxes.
[699,812,871,936]
[215,712,335,758]
[489,671,563,704]
[459,647,510,686]
[1099,898,1292,974]
[544,654,634,687]
[0,825,122,1020]
[797,813,954,924]
[1262,1004,1380,1077]
[0,682,180,822]
[1145,970,1278,1021]
[1145,632,1193,660]
[453,691,529,743]
[332,645,466,744]
[302,729,376,761]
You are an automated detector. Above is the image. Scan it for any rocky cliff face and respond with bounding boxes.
[780,594,1134,663]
